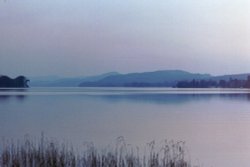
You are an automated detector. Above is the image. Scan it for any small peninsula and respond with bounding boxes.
[0,75,29,88]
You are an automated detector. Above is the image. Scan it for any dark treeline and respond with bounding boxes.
[0,75,29,88]
[176,76,250,88]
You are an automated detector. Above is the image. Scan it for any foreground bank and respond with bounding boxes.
[0,136,195,167]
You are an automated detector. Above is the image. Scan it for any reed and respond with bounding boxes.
[0,135,196,167]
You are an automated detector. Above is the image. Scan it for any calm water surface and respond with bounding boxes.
[1,88,250,167]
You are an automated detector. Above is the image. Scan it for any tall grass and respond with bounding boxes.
[0,135,196,167]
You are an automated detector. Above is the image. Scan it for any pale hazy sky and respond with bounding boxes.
[0,0,250,77]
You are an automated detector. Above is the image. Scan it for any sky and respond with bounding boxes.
[0,0,250,77]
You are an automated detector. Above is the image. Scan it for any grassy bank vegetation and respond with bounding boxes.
[0,135,196,167]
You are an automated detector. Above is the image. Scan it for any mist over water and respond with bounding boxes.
[1,88,250,167]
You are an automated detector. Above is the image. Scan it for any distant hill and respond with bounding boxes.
[29,70,250,88]
[29,72,119,87]
[29,75,63,87]
[79,70,211,87]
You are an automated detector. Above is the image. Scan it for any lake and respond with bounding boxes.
[1,87,250,167]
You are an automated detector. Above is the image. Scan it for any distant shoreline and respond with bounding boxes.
[28,70,250,88]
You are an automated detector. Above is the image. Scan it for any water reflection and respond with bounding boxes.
[0,88,27,102]
[1,88,250,104]
[85,93,250,105]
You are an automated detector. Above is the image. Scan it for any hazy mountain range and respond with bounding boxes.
[28,70,250,87]
[29,72,119,87]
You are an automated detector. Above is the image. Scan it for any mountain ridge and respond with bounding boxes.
[79,70,212,87]
[29,72,119,87]
[29,70,250,87]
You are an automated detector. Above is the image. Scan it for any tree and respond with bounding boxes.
[0,75,29,88]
